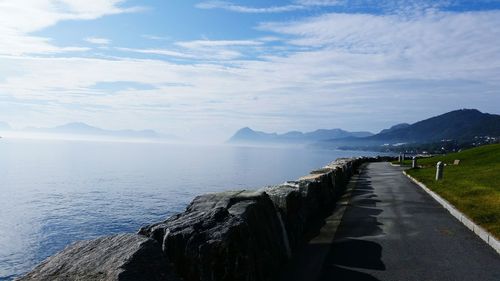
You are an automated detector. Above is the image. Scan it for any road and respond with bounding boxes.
[317,162,500,281]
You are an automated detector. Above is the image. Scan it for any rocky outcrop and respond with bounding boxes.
[16,234,179,281]
[19,156,393,281]
[138,190,290,281]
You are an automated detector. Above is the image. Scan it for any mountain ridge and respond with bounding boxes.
[228,127,373,144]
[0,122,174,140]
[367,109,500,142]
[44,122,162,139]
[378,123,410,134]
[317,109,500,149]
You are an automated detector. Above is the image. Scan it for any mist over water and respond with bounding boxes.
[0,138,385,280]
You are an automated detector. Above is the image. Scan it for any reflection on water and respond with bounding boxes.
[0,138,384,280]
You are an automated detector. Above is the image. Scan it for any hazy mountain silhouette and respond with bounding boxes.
[22,122,172,139]
[228,127,373,144]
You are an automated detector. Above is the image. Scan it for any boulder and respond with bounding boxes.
[17,234,179,281]
[139,190,290,281]
[261,184,305,251]
[298,171,335,209]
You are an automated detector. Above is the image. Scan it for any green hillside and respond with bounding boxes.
[372,109,500,142]
[321,109,500,153]
[406,144,500,238]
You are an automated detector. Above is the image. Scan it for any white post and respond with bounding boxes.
[412,157,417,169]
[436,161,444,181]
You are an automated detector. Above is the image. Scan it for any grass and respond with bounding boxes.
[405,144,500,239]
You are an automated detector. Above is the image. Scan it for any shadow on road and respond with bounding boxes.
[318,171,385,281]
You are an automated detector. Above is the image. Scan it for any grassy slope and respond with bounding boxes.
[406,144,500,239]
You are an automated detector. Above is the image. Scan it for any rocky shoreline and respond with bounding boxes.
[17,156,393,281]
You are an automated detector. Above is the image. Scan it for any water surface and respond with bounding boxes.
[0,138,385,280]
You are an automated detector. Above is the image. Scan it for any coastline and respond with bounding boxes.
[17,156,394,281]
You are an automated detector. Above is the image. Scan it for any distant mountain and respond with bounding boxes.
[228,127,373,144]
[50,122,107,135]
[369,109,500,143]
[26,122,167,139]
[378,123,410,134]
[229,127,278,143]
[318,109,500,149]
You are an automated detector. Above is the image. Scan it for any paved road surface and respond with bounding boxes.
[317,162,500,281]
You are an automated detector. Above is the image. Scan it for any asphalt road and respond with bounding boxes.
[318,162,500,281]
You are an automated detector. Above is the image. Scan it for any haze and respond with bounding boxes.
[1,0,500,142]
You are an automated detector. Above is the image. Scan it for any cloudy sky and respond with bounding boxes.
[1,0,499,141]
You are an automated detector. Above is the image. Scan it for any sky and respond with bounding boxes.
[0,0,499,142]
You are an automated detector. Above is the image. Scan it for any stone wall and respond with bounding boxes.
[18,156,392,281]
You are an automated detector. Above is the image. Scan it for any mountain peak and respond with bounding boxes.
[444,108,482,116]
[57,122,97,129]
[67,122,91,126]
[237,127,254,133]
[379,123,410,134]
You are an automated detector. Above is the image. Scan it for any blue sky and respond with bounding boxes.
[0,0,499,141]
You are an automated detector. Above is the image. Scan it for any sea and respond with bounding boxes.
[0,138,386,280]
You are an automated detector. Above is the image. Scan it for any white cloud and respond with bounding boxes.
[195,1,305,13]
[118,40,264,61]
[141,34,170,40]
[1,6,500,140]
[0,0,142,55]
[118,47,243,61]
[174,39,263,60]
[194,0,485,15]
[117,48,196,59]
[194,0,345,14]
[296,0,342,6]
[85,37,111,45]
[259,10,500,81]
[0,31,90,56]
[175,40,262,48]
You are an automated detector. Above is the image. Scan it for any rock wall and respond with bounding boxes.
[17,234,180,281]
[18,156,392,281]
[138,190,290,281]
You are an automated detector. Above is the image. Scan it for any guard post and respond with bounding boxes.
[435,161,444,181]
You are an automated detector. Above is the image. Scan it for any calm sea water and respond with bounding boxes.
[0,138,385,280]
